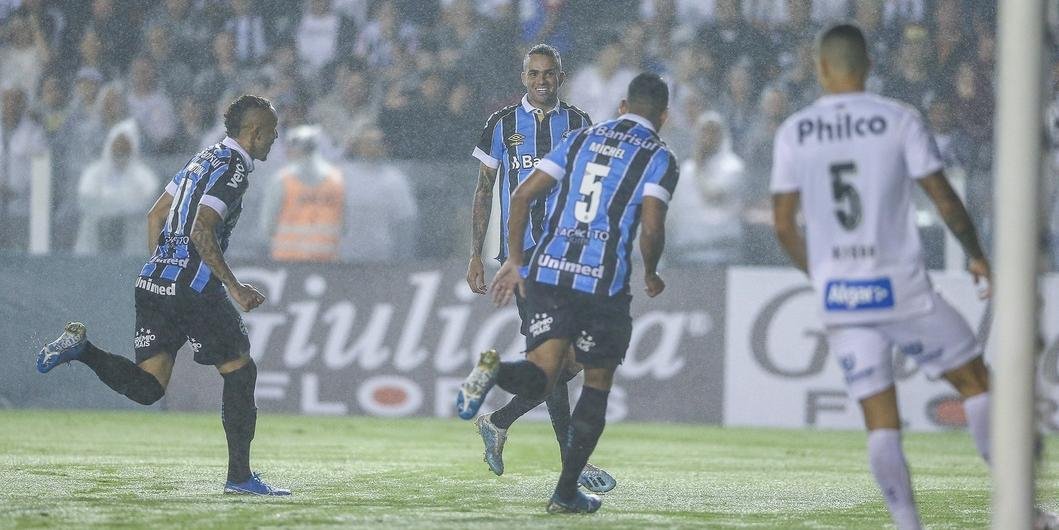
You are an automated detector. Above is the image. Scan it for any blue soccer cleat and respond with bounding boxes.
[37,322,87,373]
[223,472,291,496]
[475,412,507,475]
[579,462,617,493]
[547,489,602,514]
[456,349,499,420]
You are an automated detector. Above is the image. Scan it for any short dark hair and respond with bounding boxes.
[524,43,562,72]
[223,94,274,137]
[818,23,870,74]
[627,73,669,115]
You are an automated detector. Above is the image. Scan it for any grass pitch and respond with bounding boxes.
[0,410,1056,529]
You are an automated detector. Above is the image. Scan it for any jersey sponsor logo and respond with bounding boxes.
[150,256,190,268]
[165,235,190,246]
[824,277,894,311]
[528,312,554,337]
[796,114,887,144]
[838,353,875,384]
[557,226,610,243]
[510,153,540,170]
[134,328,157,349]
[227,163,246,188]
[136,277,177,296]
[576,331,596,352]
[899,341,943,363]
[588,142,626,159]
[537,253,605,279]
[506,132,525,147]
[591,125,662,151]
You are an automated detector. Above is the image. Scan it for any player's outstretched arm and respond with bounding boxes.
[490,169,554,306]
[145,191,173,254]
[918,171,991,292]
[640,197,667,297]
[772,191,808,273]
[468,162,499,294]
[190,207,265,311]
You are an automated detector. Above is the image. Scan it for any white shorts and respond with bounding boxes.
[826,291,982,401]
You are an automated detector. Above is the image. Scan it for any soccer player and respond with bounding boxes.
[770,24,1050,529]
[460,73,678,513]
[36,95,290,496]
[463,43,614,493]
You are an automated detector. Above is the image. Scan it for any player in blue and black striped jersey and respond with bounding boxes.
[462,44,616,494]
[458,73,677,514]
[36,95,289,496]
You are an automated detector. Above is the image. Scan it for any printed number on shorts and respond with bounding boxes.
[575,162,609,223]
[830,161,861,231]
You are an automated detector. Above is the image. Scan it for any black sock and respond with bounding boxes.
[495,360,547,399]
[545,382,571,458]
[78,342,164,405]
[491,395,542,430]
[555,386,609,500]
[222,360,257,483]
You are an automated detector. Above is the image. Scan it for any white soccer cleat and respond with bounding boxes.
[476,413,508,475]
[456,349,499,420]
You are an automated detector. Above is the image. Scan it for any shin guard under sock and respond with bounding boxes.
[222,360,258,483]
[556,386,609,499]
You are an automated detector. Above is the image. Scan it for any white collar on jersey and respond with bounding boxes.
[618,113,656,133]
[520,94,561,115]
[221,136,255,172]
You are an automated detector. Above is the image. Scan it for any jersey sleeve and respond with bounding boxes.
[472,116,503,169]
[536,129,582,181]
[643,151,680,204]
[902,109,945,180]
[769,123,799,193]
[200,159,247,219]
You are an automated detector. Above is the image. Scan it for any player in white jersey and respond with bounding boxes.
[769,23,1057,530]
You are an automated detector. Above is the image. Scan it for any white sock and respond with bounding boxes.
[963,392,990,463]
[868,429,922,530]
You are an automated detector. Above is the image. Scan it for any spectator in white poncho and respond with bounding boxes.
[74,120,160,256]
[667,110,745,264]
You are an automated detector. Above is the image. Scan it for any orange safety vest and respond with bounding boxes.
[271,167,345,262]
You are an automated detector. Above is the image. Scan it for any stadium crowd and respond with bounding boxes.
[0,0,1036,265]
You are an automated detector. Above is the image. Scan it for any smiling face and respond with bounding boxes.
[521,52,564,110]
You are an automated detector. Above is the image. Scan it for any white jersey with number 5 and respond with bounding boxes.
[770,92,945,326]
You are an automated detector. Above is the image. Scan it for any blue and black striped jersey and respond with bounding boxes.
[139,137,253,294]
[528,114,679,298]
[472,95,591,263]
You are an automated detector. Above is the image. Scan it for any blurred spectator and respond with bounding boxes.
[777,40,819,110]
[73,120,158,256]
[854,0,896,77]
[743,86,789,206]
[769,0,816,67]
[173,95,210,154]
[520,0,572,53]
[619,22,664,73]
[0,87,48,250]
[716,59,755,150]
[354,0,419,70]
[127,56,177,153]
[668,111,745,265]
[225,0,270,66]
[145,25,192,99]
[260,126,347,262]
[698,0,763,76]
[84,0,139,73]
[0,13,49,101]
[566,35,635,122]
[887,23,933,111]
[297,0,342,76]
[147,0,210,68]
[930,0,968,84]
[884,0,927,26]
[34,75,67,141]
[17,0,65,55]
[194,31,252,107]
[310,65,379,157]
[340,127,417,262]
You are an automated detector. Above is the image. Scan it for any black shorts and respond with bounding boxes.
[133,278,249,365]
[522,282,632,369]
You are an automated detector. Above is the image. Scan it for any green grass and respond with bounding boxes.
[0,410,1055,529]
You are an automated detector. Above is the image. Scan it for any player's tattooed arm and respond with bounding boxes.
[145,191,174,254]
[191,207,265,311]
[918,171,986,261]
[772,191,809,273]
[467,162,498,294]
[640,197,668,297]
